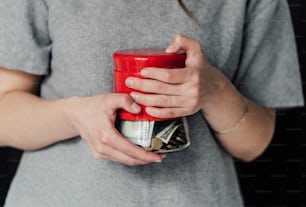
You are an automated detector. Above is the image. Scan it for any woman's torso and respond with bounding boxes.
[5,1,246,206]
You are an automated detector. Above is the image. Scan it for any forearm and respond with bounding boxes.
[202,70,275,162]
[0,91,78,150]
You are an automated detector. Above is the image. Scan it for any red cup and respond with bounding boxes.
[113,48,186,121]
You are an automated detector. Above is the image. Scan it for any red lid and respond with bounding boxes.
[113,48,186,121]
[113,48,186,72]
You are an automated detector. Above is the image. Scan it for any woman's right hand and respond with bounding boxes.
[69,93,165,166]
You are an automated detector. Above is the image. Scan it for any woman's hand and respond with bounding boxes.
[125,34,223,119]
[124,35,276,162]
[69,93,165,166]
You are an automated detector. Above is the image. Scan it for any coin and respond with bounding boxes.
[151,137,163,150]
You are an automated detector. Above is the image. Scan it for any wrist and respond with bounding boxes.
[59,96,85,136]
[201,68,234,115]
[213,97,249,135]
[200,68,247,133]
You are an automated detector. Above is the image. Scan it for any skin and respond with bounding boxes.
[0,70,164,166]
[0,34,275,165]
[126,35,275,162]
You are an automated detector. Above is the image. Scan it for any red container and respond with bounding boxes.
[113,48,186,121]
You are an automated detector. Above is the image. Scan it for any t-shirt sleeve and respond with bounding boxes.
[234,0,304,108]
[0,0,51,75]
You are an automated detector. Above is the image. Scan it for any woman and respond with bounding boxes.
[0,0,304,206]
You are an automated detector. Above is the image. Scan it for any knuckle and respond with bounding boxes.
[96,145,106,154]
[174,34,183,42]
[155,83,166,93]
[92,127,104,140]
[177,97,185,107]
[100,136,109,145]
[126,159,139,166]
[164,109,176,118]
[189,86,200,98]
[160,95,169,106]
[164,71,173,82]
[120,94,131,104]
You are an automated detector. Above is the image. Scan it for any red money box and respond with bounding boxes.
[113,48,186,121]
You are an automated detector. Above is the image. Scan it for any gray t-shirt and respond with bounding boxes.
[0,0,304,206]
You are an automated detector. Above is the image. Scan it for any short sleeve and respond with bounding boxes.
[0,0,51,75]
[234,0,304,108]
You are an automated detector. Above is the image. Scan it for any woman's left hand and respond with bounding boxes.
[125,34,224,119]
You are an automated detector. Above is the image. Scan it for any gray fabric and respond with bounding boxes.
[234,0,304,108]
[0,0,303,206]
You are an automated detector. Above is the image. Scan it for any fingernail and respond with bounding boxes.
[165,45,175,53]
[125,78,134,87]
[145,107,154,115]
[140,69,148,77]
[154,159,163,163]
[131,103,141,112]
[130,92,138,100]
[161,154,167,159]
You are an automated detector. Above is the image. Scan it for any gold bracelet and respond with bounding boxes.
[214,97,249,135]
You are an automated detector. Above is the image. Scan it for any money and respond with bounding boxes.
[119,117,190,152]
[120,120,154,147]
[155,121,181,144]
[151,137,163,150]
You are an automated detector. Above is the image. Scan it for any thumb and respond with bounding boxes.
[110,93,141,114]
[166,34,202,54]
[166,34,206,67]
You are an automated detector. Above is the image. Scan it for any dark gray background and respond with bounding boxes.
[1,0,305,206]
[235,0,306,206]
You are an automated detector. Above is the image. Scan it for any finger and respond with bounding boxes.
[166,34,202,55]
[165,34,205,67]
[107,93,141,114]
[130,92,184,108]
[106,129,164,163]
[94,144,150,166]
[140,67,190,84]
[145,107,191,119]
[125,77,179,95]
